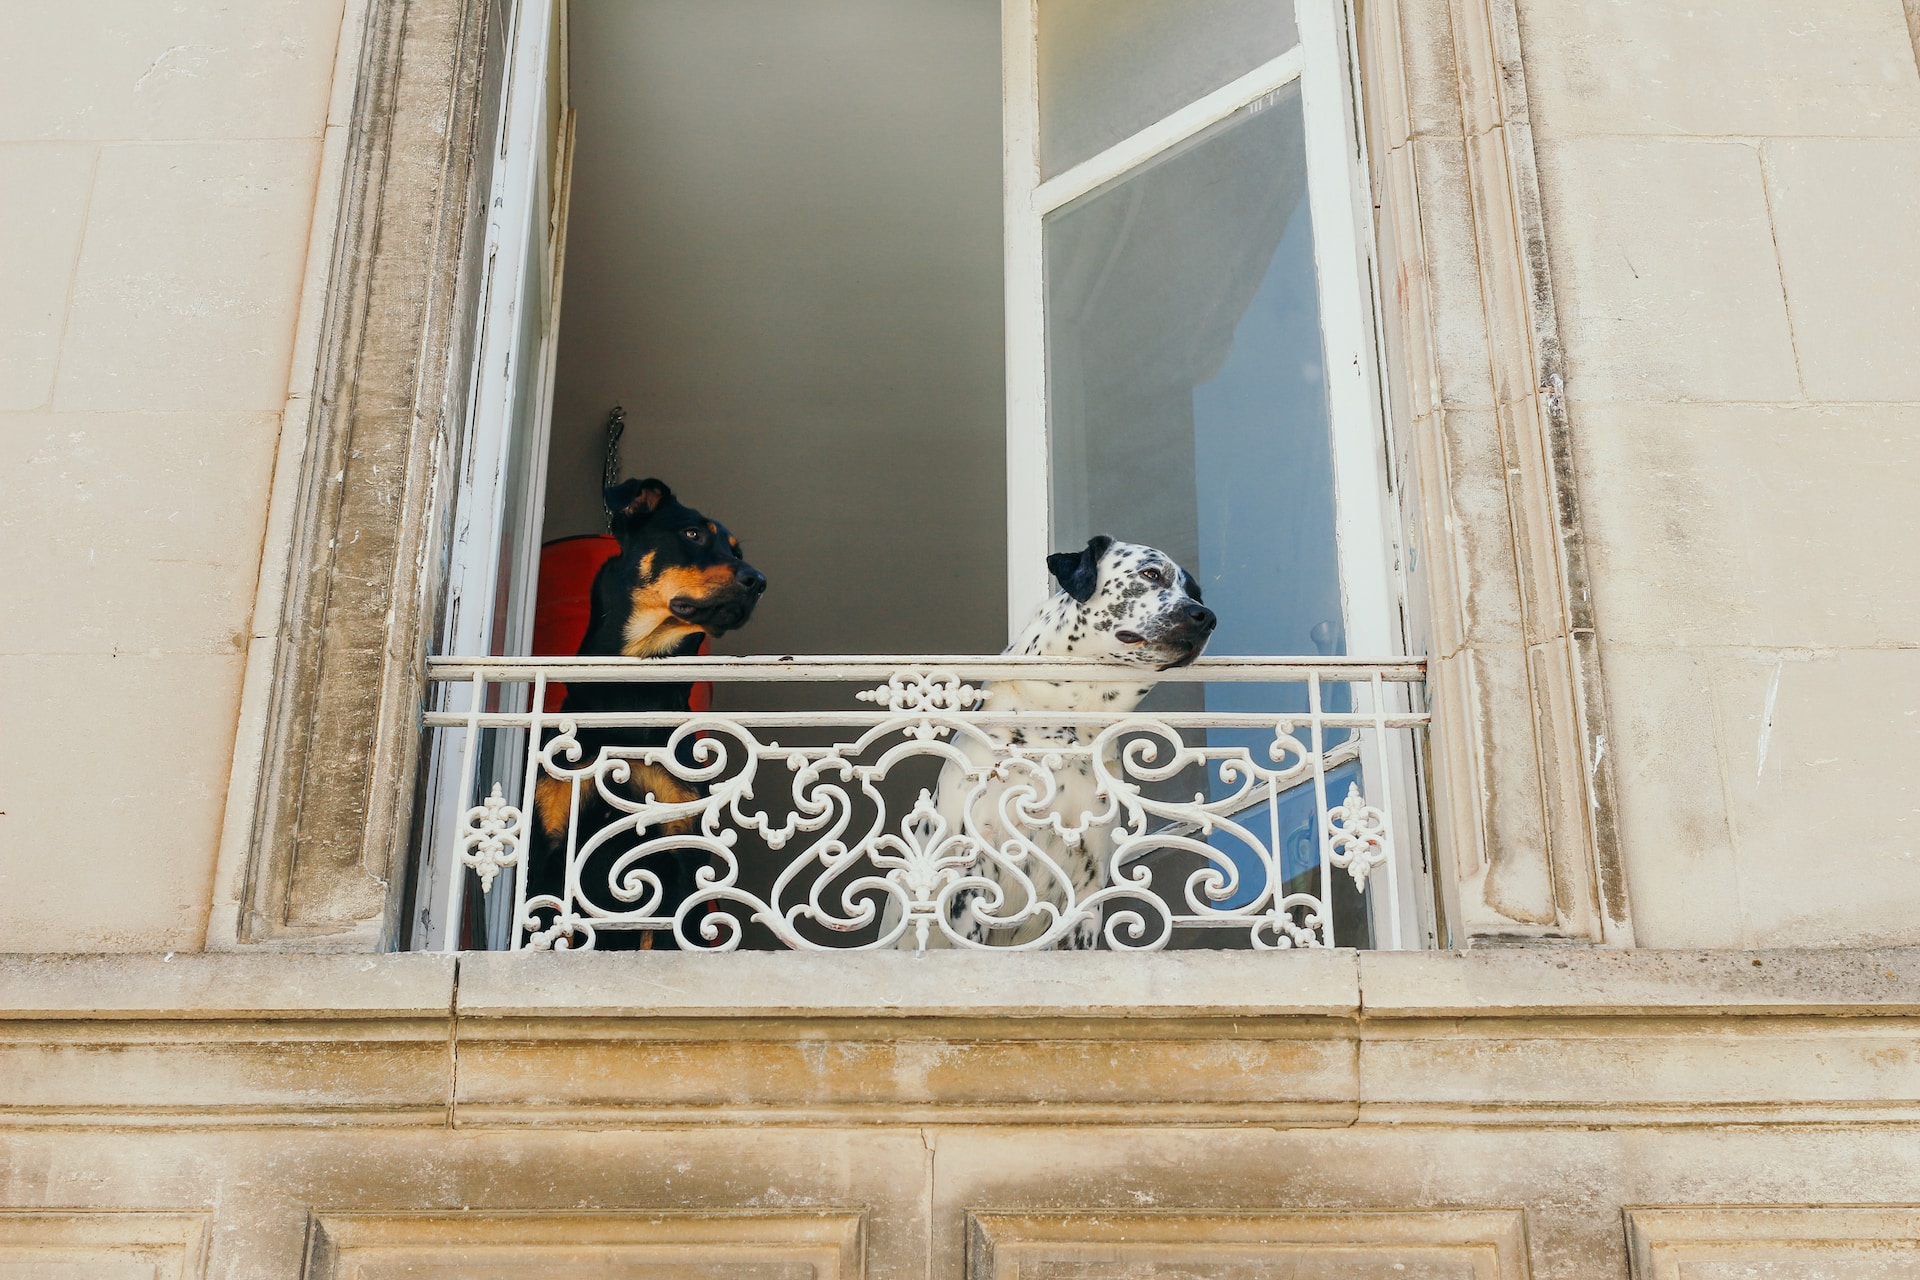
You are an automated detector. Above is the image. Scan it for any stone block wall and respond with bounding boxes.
[0,0,352,950]
[1517,0,1920,945]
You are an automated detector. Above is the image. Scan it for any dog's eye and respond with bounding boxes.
[681,527,705,543]
[1140,567,1165,585]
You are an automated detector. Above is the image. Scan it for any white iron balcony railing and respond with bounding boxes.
[418,656,1429,952]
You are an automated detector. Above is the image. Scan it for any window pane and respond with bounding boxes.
[1046,85,1339,671]
[1037,0,1298,177]
[1046,85,1358,937]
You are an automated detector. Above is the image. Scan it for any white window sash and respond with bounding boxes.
[999,0,1429,947]
[1297,0,1429,949]
[413,0,561,952]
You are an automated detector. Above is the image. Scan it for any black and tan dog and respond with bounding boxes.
[526,478,765,949]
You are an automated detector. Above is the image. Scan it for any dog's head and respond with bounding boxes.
[1045,535,1215,669]
[603,478,766,654]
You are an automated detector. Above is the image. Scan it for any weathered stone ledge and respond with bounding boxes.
[0,948,1915,1128]
[5,946,1916,1019]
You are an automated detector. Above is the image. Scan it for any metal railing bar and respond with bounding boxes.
[421,709,1430,730]
[419,652,1431,953]
[427,654,1428,683]
[1145,739,1366,842]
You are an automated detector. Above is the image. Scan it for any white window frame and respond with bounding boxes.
[413,0,569,951]
[1001,0,1422,947]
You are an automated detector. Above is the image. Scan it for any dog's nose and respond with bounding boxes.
[737,566,767,595]
[1184,602,1216,630]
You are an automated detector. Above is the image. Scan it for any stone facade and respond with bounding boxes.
[2,0,353,951]
[1522,0,1920,949]
[6,950,1920,1276]
[3,0,1920,1275]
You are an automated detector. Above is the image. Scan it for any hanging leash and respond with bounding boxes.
[601,404,626,531]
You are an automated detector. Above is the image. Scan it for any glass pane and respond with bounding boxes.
[1047,85,1338,669]
[1037,0,1298,177]
[1045,86,1354,931]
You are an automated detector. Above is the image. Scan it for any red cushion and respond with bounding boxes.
[532,535,712,713]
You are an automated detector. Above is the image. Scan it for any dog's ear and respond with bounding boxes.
[1046,535,1112,603]
[604,478,674,531]
[1179,568,1203,604]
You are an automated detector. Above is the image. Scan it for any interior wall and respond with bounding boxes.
[544,0,1007,659]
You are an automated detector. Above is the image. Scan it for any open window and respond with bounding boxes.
[407,0,1431,952]
[410,0,570,951]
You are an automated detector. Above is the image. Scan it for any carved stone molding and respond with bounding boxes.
[305,1210,865,1279]
[0,1212,210,1279]
[1625,1206,1920,1279]
[966,1209,1530,1280]
[1358,0,1629,944]
[213,0,499,947]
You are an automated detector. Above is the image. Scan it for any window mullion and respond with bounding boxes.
[1299,0,1428,949]
[1002,0,1052,638]
[1032,45,1305,218]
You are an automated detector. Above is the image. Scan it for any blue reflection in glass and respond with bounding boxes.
[1191,194,1351,911]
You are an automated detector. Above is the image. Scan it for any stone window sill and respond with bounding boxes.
[5,949,1915,1129]
[6,947,1915,1022]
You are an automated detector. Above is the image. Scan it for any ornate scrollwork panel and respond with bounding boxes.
[439,664,1420,952]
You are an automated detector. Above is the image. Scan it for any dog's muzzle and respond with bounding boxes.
[670,564,767,634]
[1156,602,1217,669]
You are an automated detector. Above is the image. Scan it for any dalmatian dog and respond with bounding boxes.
[888,536,1216,949]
